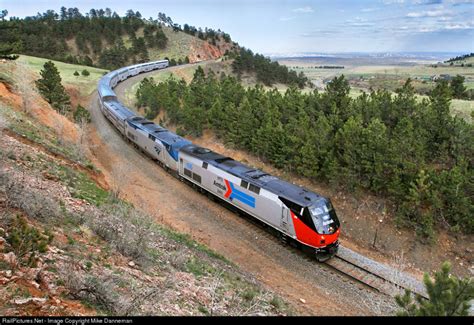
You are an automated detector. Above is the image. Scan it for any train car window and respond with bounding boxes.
[202,162,208,169]
[184,168,192,178]
[148,134,156,141]
[241,180,249,189]
[192,173,202,184]
[249,184,260,195]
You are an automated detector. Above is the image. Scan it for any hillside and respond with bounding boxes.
[0,56,293,316]
[0,8,237,70]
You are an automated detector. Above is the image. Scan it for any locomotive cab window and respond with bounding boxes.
[202,162,208,169]
[249,184,260,195]
[241,180,249,189]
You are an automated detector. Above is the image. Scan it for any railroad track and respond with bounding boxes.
[326,247,429,300]
[326,255,407,298]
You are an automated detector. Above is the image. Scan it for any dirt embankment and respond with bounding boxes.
[188,39,233,63]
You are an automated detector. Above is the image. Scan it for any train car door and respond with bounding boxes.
[281,206,290,231]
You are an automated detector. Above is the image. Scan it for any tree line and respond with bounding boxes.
[0,7,235,70]
[230,48,310,88]
[445,53,474,63]
[136,67,473,240]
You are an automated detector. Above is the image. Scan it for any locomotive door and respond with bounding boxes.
[281,206,290,231]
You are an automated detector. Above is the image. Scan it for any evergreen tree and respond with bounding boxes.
[450,75,467,99]
[396,262,474,316]
[35,61,71,113]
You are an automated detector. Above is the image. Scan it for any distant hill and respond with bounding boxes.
[445,53,474,65]
[0,7,238,69]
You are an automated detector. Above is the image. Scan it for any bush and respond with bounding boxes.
[74,71,79,76]
[0,170,61,222]
[81,69,90,77]
[396,262,474,316]
[87,201,154,265]
[5,215,54,267]
[74,104,91,123]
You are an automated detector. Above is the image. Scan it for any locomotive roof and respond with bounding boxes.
[180,144,323,207]
[155,130,191,146]
[127,117,167,134]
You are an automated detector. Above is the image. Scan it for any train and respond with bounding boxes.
[97,59,341,261]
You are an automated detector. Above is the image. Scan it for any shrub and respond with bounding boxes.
[74,71,80,76]
[396,262,474,316]
[81,69,90,77]
[74,105,91,124]
[5,214,53,267]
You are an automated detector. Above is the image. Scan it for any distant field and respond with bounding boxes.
[17,55,108,96]
[279,56,474,122]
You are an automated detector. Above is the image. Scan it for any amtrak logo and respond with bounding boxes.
[223,179,256,208]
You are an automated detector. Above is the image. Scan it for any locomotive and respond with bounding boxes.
[97,60,340,261]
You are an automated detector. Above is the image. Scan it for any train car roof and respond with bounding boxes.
[104,100,136,120]
[180,144,323,207]
[97,83,116,98]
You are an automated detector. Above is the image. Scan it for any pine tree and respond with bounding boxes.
[450,75,467,99]
[35,61,70,113]
[396,262,473,316]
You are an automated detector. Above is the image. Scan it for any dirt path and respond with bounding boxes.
[86,65,397,316]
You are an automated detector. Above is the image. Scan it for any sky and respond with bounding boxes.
[2,0,474,54]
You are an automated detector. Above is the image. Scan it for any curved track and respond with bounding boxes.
[88,63,401,315]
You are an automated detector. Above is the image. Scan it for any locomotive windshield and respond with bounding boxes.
[309,200,340,235]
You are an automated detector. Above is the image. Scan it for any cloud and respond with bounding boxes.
[361,7,380,12]
[406,9,446,17]
[383,0,405,4]
[345,17,375,27]
[412,0,443,5]
[448,0,474,5]
[292,6,314,13]
[444,22,474,29]
[279,16,295,21]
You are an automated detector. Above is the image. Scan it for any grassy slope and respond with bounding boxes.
[16,55,108,97]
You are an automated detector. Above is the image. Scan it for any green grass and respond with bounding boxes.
[415,94,474,123]
[17,55,108,96]
[47,164,109,206]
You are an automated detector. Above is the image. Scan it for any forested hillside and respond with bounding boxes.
[136,68,473,240]
[230,48,310,88]
[0,8,234,69]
